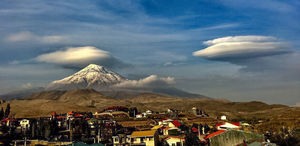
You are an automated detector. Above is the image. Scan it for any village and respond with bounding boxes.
[0,103,277,146]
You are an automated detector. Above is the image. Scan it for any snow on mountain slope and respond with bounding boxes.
[47,64,126,90]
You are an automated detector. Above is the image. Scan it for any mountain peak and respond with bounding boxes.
[47,64,126,90]
[85,64,104,69]
[80,64,110,74]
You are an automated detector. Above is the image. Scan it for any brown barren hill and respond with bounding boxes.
[1,89,298,120]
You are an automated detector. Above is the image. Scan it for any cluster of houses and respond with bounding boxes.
[0,106,276,146]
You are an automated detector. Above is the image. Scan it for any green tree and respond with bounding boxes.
[185,128,201,146]
[0,107,4,119]
[4,104,10,118]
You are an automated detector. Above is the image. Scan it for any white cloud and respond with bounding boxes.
[5,31,67,44]
[193,35,289,60]
[5,31,36,42]
[203,35,276,45]
[21,83,33,89]
[34,46,127,69]
[113,75,175,89]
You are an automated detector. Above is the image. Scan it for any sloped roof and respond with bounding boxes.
[216,123,224,126]
[164,127,179,130]
[216,122,240,127]
[1,118,17,122]
[231,122,240,126]
[204,130,226,139]
[57,115,66,119]
[171,120,182,127]
[131,130,156,137]
[192,127,198,132]
[152,125,163,130]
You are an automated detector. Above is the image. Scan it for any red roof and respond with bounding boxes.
[1,118,17,122]
[74,114,83,117]
[164,127,172,130]
[57,115,66,119]
[51,112,57,116]
[192,127,198,132]
[231,122,240,126]
[171,120,182,127]
[204,130,226,139]
[68,111,74,115]
[216,122,240,127]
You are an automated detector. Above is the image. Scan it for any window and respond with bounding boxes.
[148,137,153,141]
[115,138,119,142]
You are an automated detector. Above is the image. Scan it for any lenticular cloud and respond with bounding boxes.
[34,46,128,69]
[193,35,290,60]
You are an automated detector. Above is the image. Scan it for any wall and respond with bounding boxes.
[209,130,264,146]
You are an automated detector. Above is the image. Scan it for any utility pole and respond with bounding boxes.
[198,124,201,139]
[24,127,27,146]
[97,122,100,143]
[69,119,73,142]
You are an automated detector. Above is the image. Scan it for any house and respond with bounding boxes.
[51,112,57,120]
[158,119,182,128]
[216,122,240,130]
[158,119,173,126]
[19,119,30,130]
[1,118,17,127]
[163,127,181,136]
[129,130,159,146]
[164,136,185,146]
[112,134,131,146]
[192,107,199,115]
[136,113,144,118]
[146,110,153,115]
[220,115,227,120]
[169,120,182,128]
[167,108,175,113]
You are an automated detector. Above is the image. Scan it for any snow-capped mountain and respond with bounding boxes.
[43,64,208,99]
[47,64,126,90]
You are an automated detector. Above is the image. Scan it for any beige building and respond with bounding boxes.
[130,130,158,146]
[164,136,185,146]
[113,130,159,146]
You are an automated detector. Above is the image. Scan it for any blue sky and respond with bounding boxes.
[0,0,299,105]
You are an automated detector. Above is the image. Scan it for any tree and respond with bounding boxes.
[4,104,10,118]
[185,132,200,146]
[0,107,4,119]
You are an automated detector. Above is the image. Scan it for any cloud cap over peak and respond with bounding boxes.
[34,46,128,69]
[193,35,290,60]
